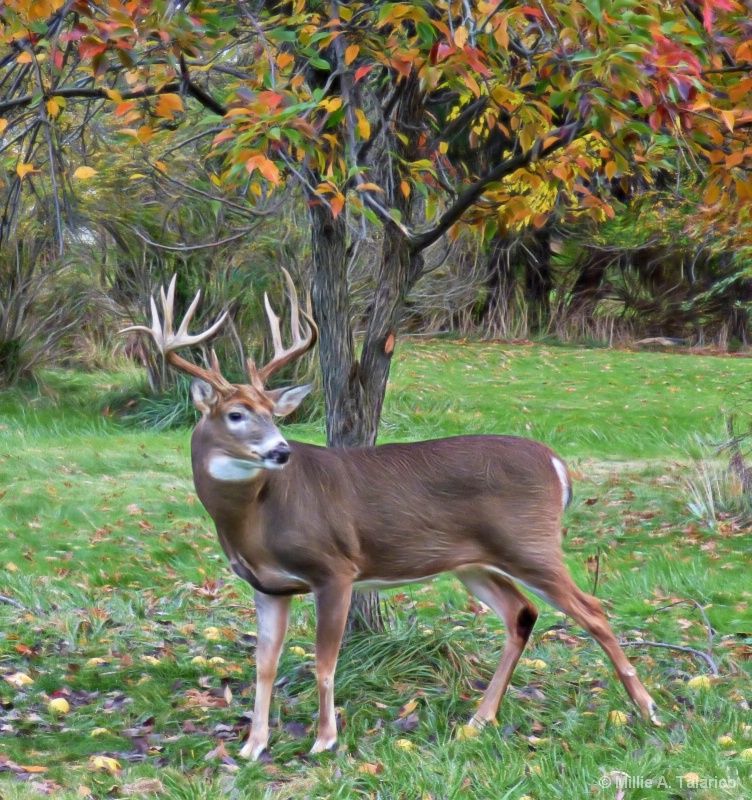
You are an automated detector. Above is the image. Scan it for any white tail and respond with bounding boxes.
[124,273,659,760]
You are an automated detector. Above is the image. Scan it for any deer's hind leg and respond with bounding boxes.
[531,569,660,724]
[455,567,538,728]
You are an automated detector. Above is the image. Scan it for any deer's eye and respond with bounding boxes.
[227,411,245,423]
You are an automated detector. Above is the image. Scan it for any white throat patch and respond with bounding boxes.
[208,455,261,482]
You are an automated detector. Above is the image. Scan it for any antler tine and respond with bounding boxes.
[120,276,232,394]
[254,269,318,385]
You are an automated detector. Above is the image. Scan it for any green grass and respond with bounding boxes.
[1,342,751,799]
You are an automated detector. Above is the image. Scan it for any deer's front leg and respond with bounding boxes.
[239,591,291,760]
[310,582,352,754]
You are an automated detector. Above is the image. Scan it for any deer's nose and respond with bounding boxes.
[265,444,290,465]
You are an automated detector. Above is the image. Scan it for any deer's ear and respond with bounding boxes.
[266,384,312,417]
[190,378,219,416]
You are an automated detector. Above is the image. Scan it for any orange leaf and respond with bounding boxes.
[16,51,33,64]
[345,44,359,65]
[330,192,345,218]
[20,765,48,774]
[720,110,735,132]
[155,93,183,120]
[725,151,745,168]
[703,181,720,204]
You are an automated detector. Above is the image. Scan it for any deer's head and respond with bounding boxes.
[122,271,316,480]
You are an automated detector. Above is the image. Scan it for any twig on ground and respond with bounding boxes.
[620,639,720,676]
[0,594,27,611]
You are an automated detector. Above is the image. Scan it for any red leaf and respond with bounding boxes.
[354,65,374,83]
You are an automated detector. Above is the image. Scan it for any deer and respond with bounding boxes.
[123,272,660,760]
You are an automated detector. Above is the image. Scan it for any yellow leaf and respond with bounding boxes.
[4,672,34,688]
[191,656,208,665]
[456,724,479,740]
[520,658,547,670]
[439,141,448,155]
[6,561,19,572]
[687,675,711,690]
[398,699,418,717]
[46,99,60,118]
[717,736,734,747]
[105,89,122,103]
[740,748,752,760]
[16,163,37,179]
[720,109,735,132]
[91,728,110,736]
[395,738,415,749]
[454,26,469,48]
[345,44,359,65]
[608,710,628,726]
[155,93,184,120]
[88,756,121,774]
[209,656,226,664]
[604,160,617,181]
[49,698,70,714]
[141,655,161,666]
[289,646,306,656]
[84,657,107,667]
[0,118,7,134]
[321,97,343,113]
[355,108,371,139]
[683,772,701,784]
[73,166,98,180]
[203,627,221,640]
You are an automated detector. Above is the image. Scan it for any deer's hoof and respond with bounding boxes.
[239,737,269,761]
[310,736,337,755]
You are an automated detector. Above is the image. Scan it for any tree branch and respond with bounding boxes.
[410,120,584,252]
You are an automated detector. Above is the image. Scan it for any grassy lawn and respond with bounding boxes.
[1,342,751,799]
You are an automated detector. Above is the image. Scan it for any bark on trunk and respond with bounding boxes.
[306,73,427,633]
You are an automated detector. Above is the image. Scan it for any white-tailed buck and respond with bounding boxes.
[124,273,659,759]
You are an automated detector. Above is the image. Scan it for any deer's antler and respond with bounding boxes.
[121,275,232,395]
[247,269,318,391]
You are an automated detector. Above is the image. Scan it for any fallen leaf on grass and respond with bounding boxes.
[456,724,479,740]
[394,713,420,732]
[88,756,121,774]
[608,710,628,726]
[183,689,229,709]
[398,699,418,717]
[48,698,70,714]
[358,762,384,775]
[4,672,34,688]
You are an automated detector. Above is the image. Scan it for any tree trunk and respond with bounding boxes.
[523,225,552,333]
[307,73,426,633]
